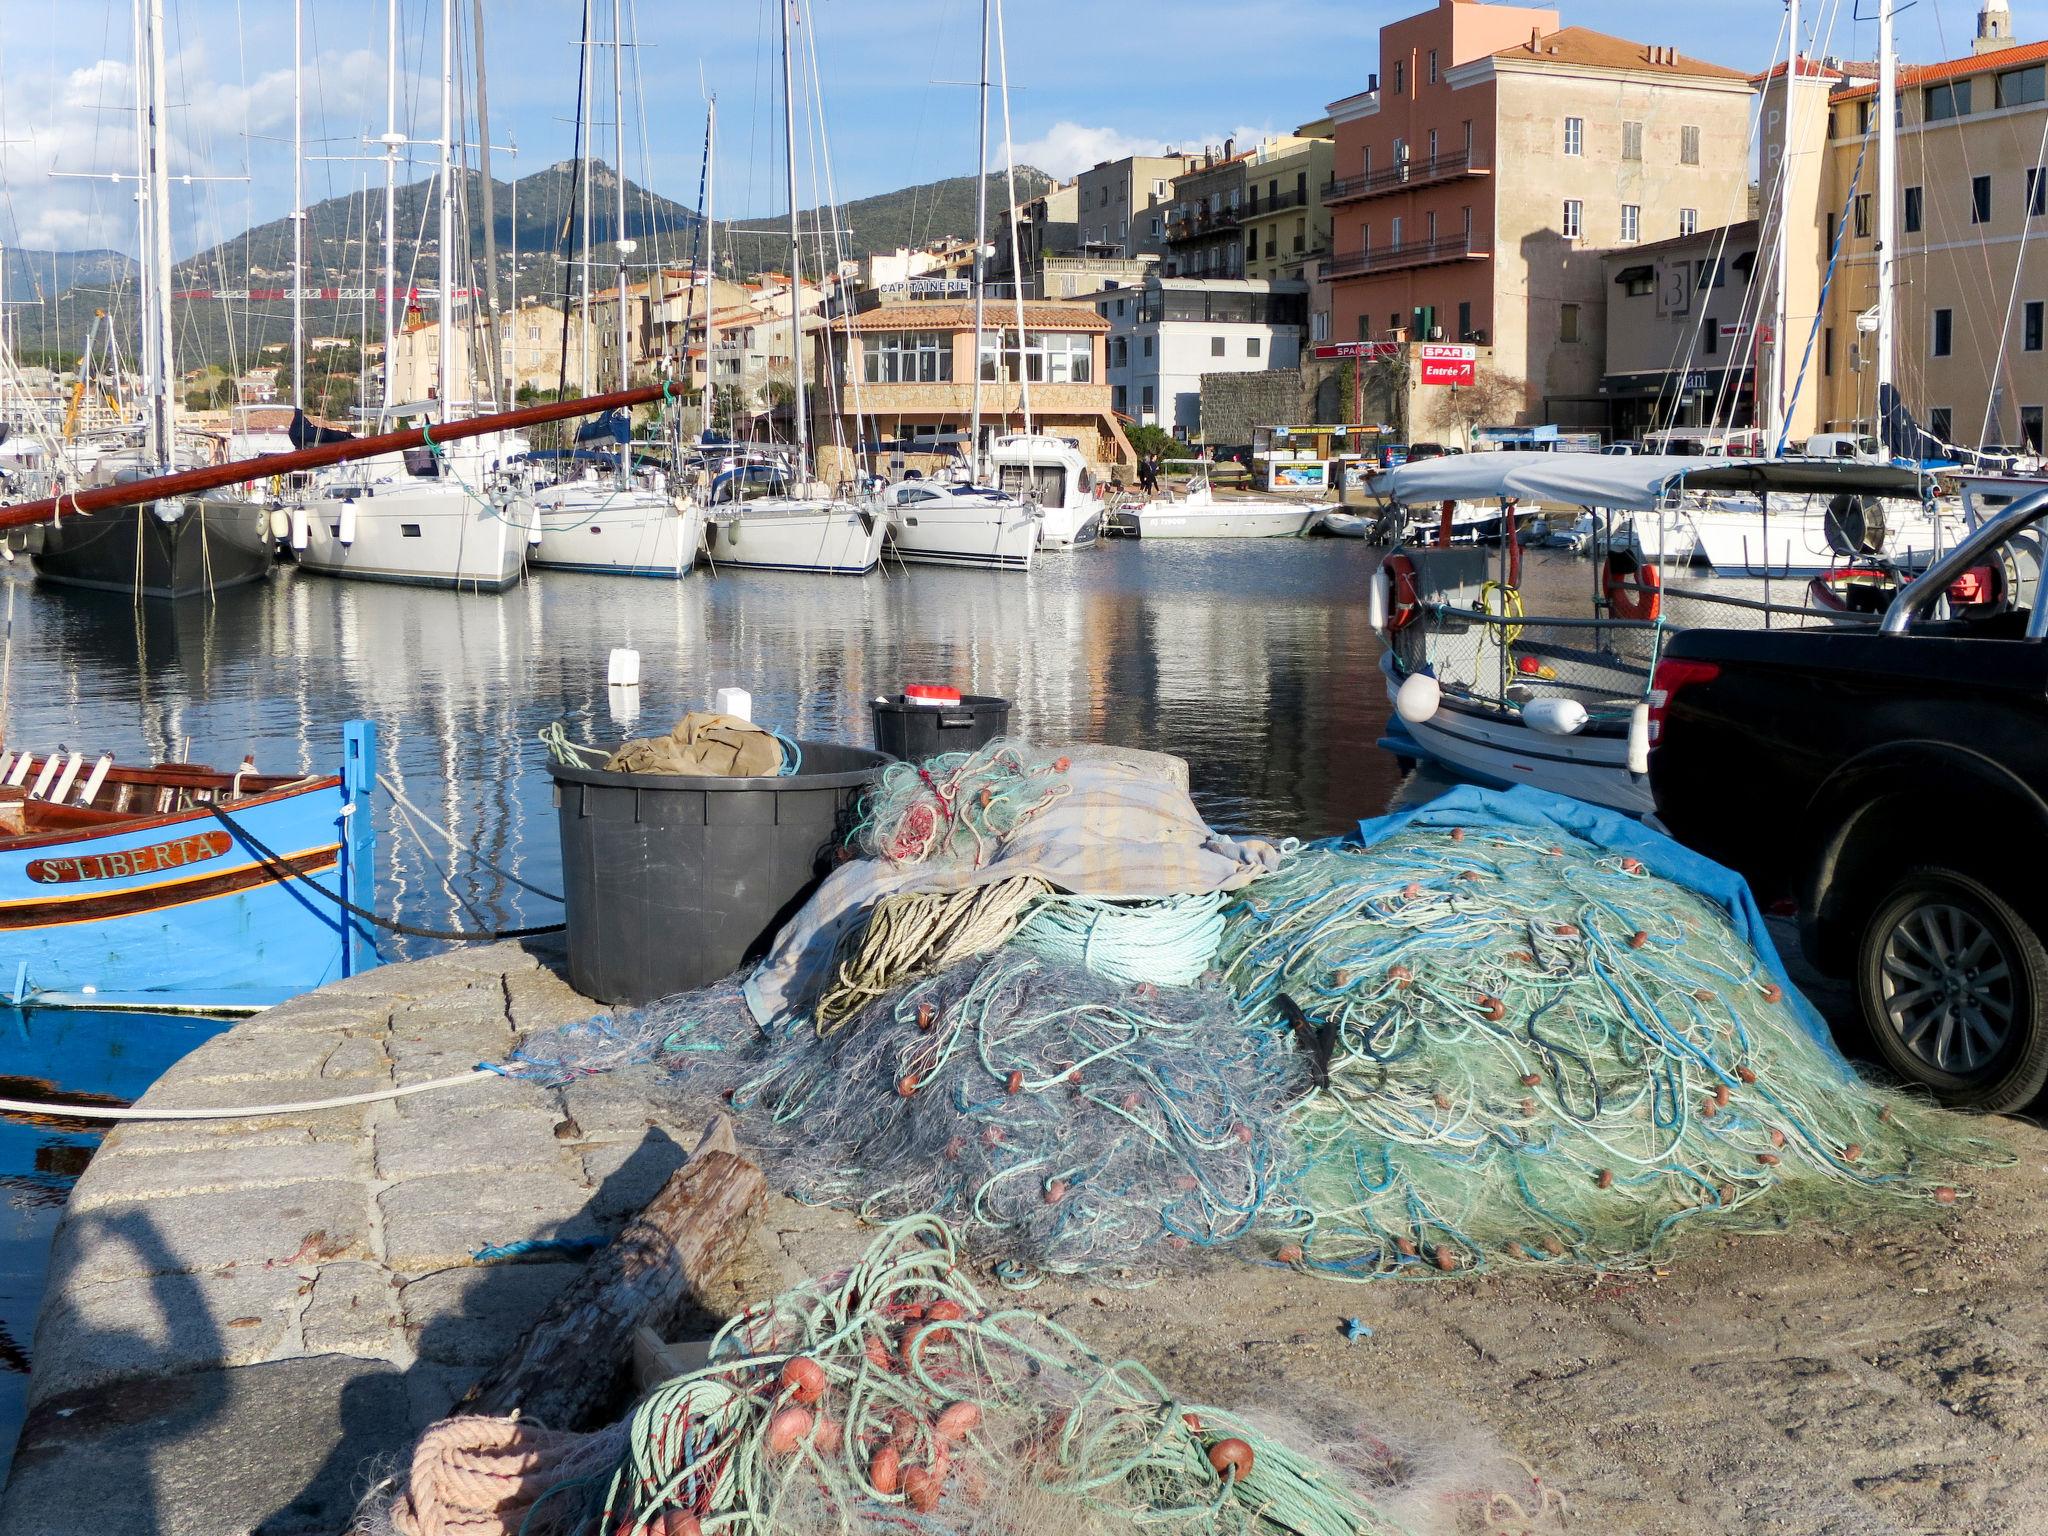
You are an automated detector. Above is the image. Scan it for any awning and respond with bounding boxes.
[1380,453,1933,509]
[1613,265,1654,285]
[1677,461,1929,497]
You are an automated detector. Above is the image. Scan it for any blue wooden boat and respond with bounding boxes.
[0,723,379,1012]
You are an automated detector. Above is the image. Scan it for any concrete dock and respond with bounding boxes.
[7,942,2048,1536]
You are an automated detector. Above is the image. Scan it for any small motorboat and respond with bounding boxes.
[880,479,1039,572]
[1116,475,1333,539]
[1318,511,1372,539]
[989,434,1103,550]
[0,727,379,1011]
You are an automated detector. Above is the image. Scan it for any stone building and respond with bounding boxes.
[1165,148,1253,278]
[1323,0,1754,426]
[806,296,1131,482]
[1073,153,1202,259]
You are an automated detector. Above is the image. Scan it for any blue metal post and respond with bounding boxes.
[340,720,381,977]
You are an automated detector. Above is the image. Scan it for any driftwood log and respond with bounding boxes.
[463,1115,767,1428]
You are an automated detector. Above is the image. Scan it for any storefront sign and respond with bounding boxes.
[1313,341,1402,360]
[1418,342,1476,387]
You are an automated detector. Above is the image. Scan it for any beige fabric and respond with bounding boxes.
[604,712,784,778]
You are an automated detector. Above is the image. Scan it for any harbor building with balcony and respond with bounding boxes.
[1090,274,1307,436]
[1242,122,1337,288]
[1323,0,1752,425]
[1164,147,1254,279]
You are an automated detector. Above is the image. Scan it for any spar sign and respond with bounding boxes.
[1418,342,1476,386]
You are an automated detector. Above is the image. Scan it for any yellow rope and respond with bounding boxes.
[815,876,1052,1033]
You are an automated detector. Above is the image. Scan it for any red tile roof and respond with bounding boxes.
[1833,38,2048,101]
[833,301,1109,334]
[1493,27,1750,82]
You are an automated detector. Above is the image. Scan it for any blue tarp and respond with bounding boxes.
[1354,784,1845,1063]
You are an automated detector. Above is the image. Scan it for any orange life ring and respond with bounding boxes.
[1383,553,1422,631]
[1603,552,1661,621]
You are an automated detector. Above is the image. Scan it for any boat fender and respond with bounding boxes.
[727,518,741,546]
[151,498,184,524]
[526,512,545,546]
[268,507,292,541]
[1522,698,1588,737]
[337,501,358,546]
[1824,494,1886,556]
[1602,551,1661,621]
[1626,702,1652,777]
[1395,670,1442,725]
[1367,567,1390,630]
[1382,553,1422,631]
[290,504,310,552]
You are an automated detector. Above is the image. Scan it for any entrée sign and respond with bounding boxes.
[27,831,235,885]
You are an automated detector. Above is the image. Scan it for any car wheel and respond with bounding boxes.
[1855,866,2048,1111]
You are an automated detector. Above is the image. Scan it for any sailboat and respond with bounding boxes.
[704,0,885,576]
[29,0,274,601]
[292,0,531,593]
[522,0,704,579]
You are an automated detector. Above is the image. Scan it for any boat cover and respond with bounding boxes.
[1379,453,1721,510]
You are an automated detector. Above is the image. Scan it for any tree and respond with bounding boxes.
[1124,423,1181,463]
[1360,352,1411,440]
[1428,366,1527,449]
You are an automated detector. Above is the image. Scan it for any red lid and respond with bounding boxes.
[902,685,963,706]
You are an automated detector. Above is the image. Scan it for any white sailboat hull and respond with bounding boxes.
[706,501,887,574]
[524,486,705,577]
[886,501,1039,571]
[297,482,527,591]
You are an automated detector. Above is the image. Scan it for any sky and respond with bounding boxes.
[0,0,2030,258]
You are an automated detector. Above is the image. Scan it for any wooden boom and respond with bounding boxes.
[0,382,674,534]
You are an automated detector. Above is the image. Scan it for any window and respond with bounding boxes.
[1824,326,1834,376]
[1393,60,1405,94]
[1827,211,1837,249]
[1562,199,1582,239]
[1141,336,1153,358]
[1428,48,1438,84]
[1391,215,1404,246]
[1247,337,1261,358]
[1357,314,1373,341]
[1622,121,1643,161]
[1564,117,1584,156]
[1681,125,1701,165]
[1112,384,1127,414]
[2030,168,2047,217]
[1428,128,1439,164]
[1425,210,1437,243]
[1932,308,1954,357]
[1211,336,1226,358]
[1854,194,1872,238]
[864,331,951,384]
[1457,300,1472,340]
[978,331,1092,383]
[1972,175,1992,224]
[1620,204,1640,243]
[1559,303,1581,343]
[2024,405,2044,453]
[1698,256,1727,290]
[1311,310,1330,342]
[1111,337,1128,367]
[1997,63,2046,108]
[2026,301,2045,352]
[1623,268,1655,298]
[1141,385,1155,412]
[1705,319,1719,355]
[1679,208,1698,237]
[1363,145,1373,176]
[1904,185,1923,233]
[1926,80,1972,120]
[1930,406,1953,444]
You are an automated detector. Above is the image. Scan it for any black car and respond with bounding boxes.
[1649,485,2048,1109]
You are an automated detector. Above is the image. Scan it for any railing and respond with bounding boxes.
[1163,205,1242,242]
[1321,233,1487,279]
[1244,187,1311,217]
[1323,149,1487,206]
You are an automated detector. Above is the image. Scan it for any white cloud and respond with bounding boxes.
[1010,120,1280,180]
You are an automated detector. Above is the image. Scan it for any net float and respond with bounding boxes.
[916,1003,937,1032]
[1519,1097,1536,1117]
[1935,1186,1958,1205]
[1701,1098,1717,1118]
[1548,846,1563,856]
[1540,1233,1565,1257]
[1433,1246,1459,1272]
[1508,950,1534,965]
[1450,827,1466,842]
[1737,1066,1758,1084]
[978,786,993,809]
[980,1125,1004,1147]
[1843,1143,1862,1161]
[1207,1438,1256,1481]
[1275,1243,1304,1265]
[765,1407,814,1456]
[922,1301,967,1344]
[869,1445,901,1494]
[1694,989,1716,1003]
[814,1417,844,1456]
[1432,1092,1452,1111]
[935,1402,982,1443]
[1052,756,1070,771]
[888,1407,921,1448]
[1066,1067,1082,1085]
[902,1466,941,1513]
[1714,1083,1730,1109]
[1762,983,1783,1003]
[1395,1236,1417,1257]
[1044,1180,1069,1204]
[1401,884,1424,900]
[1121,1091,1143,1112]
[1006,1070,1023,1095]
[779,1356,828,1406]
[1717,1183,1736,1206]
[1756,1152,1781,1166]
[1389,963,1415,987]
[864,1335,895,1373]
[943,1136,966,1162]
[1620,857,1643,874]
[1232,1123,1253,1144]
[1879,1104,1893,1123]
[1628,931,1648,950]
[1182,1412,1203,1434]
[1167,1234,1191,1251]
[1555,923,1580,938]
[1478,995,1507,1022]
[1460,869,1483,881]
[896,1073,921,1098]
[1770,1128,1786,1147]
[660,1514,703,1536]
[1596,1168,1614,1189]
[1520,1072,1542,1087]
[1174,1175,1200,1191]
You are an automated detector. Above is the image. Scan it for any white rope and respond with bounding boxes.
[0,1068,492,1123]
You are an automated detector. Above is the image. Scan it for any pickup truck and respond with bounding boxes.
[1649,488,2048,1110]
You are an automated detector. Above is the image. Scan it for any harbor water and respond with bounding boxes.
[0,536,1403,1471]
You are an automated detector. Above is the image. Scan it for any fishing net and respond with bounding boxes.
[857,744,1077,869]
[464,1215,1548,1536]
[1221,828,2004,1279]
[815,878,1053,1033]
[1011,891,1227,988]
[734,952,1299,1285]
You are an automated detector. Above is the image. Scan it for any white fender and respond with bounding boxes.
[337,500,358,546]
[1395,671,1442,725]
[1626,701,1652,776]
[1367,567,1390,630]
[290,504,310,551]
[1522,697,1589,737]
[607,649,642,688]
[268,508,291,540]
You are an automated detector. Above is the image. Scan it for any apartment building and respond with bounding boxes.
[1600,221,1762,438]
[1074,154,1202,259]
[1091,275,1307,434]
[1165,148,1253,278]
[1814,35,2048,452]
[1243,122,1337,286]
[1324,0,1753,424]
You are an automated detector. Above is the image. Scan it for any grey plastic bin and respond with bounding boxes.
[550,742,888,1005]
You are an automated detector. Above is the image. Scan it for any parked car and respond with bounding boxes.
[1649,484,2048,1110]
[1602,441,1642,456]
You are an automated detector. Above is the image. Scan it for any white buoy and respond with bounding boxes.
[1367,568,1390,630]
[1395,671,1442,725]
[1626,702,1652,776]
[714,686,753,722]
[607,649,642,688]
[1523,697,1589,737]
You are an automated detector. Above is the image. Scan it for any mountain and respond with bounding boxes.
[6,162,1055,373]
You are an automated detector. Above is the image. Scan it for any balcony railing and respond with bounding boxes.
[1321,232,1489,280]
[1243,187,1311,217]
[1164,205,1242,243]
[1323,150,1488,207]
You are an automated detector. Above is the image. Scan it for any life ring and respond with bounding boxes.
[1383,552,1422,632]
[1603,551,1661,621]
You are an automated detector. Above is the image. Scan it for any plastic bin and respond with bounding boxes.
[551,741,888,1005]
[871,693,1012,763]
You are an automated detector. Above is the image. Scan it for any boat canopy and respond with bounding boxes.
[1381,453,1933,510]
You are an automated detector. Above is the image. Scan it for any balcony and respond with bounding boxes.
[1323,150,1489,207]
[1243,187,1311,218]
[1320,232,1490,280]
[1163,205,1242,244]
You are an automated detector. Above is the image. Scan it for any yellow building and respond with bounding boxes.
[1242,122,1337,285]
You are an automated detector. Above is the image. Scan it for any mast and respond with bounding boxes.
[143,0,174,469]
[436,0,455,420]
[472,0,504,405]
[1773,0,1798,454]
[291,0,305,410]
[969,0,990,473]
[703,98,717,435]
[579,0,594,394]
[994,0,1031,436]
[1876,0,1898,450]
[131,0,154,453]
[779,0,810,476]
[381,0,399,410]
[612,0,630,393]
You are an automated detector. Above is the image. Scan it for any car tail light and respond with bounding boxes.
[1646,658,1720,745]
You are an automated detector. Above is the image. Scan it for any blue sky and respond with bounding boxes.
[0,0,2028,254]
